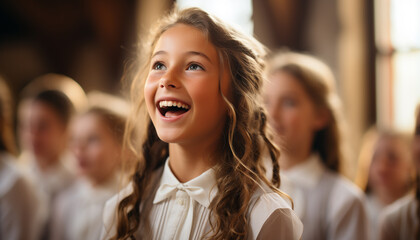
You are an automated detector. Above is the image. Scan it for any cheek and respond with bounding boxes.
[190,78,221,106]
[281,108,302,129]
[144,77,157,112]
[369,161,380,177]
[86,143,106,161]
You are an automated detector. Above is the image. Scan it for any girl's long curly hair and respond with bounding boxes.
[112,7,284,240]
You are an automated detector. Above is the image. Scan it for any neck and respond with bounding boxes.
[88,172,116,188]
[375,188,408,206]
[279,149,312,170]
[36,154,61,172]
[168,141,218,183]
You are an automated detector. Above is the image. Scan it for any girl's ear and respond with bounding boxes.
[313,107,330,131]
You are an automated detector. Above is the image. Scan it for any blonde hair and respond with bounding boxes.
[265,51,344,172]
[114,7,283,240]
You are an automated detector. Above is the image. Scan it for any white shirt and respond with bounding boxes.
[280,154,368,240]
[378,194,418,240]
[101,159,303,240]
[19,152,75,238]
[21,152,75,199]
[50,175,119,240]
[365,194,387,240]
[0,152,43,240]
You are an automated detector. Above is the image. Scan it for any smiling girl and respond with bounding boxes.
[101,8,303,240]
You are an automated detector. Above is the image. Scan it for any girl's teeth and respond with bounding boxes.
[159,100,190,109]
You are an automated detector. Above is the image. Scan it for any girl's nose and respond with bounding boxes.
[159,70,179,89]
[159,81,177,89]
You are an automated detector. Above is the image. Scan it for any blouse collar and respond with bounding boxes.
[153,159,218,208]
[281,153,325,188]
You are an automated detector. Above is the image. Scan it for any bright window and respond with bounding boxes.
[375,0,420,132]
[176,0,254,36]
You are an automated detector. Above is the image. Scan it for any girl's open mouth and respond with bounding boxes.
[157,100,190,118]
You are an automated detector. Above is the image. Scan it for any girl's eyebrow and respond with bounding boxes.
[151,50,212,63]
[152,50,167,58]
[185,51,212,63]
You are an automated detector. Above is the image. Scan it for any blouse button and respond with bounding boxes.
[177,198,184,205]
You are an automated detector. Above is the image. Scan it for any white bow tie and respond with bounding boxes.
[153,183,210,207]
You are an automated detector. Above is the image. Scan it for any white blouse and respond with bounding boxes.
[280,154,368,240]
[50,175,119,240]
[19,152,75,239]
[0,152,43,240]
[101,159,303,240]
[20,152,75,199]
[378,194,418,240]
[365,194,387,240]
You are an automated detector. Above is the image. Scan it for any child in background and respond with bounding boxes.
[355,127,414,240]
[24,90,75,196]
[379,105,420,240]
[263,51,367,240]
[0,77,43,240]
[17,73,88,164]
[50,102,126,240]
[101,7,303,240]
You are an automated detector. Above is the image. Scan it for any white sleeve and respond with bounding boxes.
[0,176,43,240]
[327,179,368,240]
[100,184,134,240]
[248,192,303,240]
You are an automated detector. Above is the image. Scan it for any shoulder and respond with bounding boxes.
[101,166,164,240]
[54,181,83,210]
[101,183,134,240]
[327,172,365,214]
[0,155,37,200]
[0,154,21,196]
[380,194,416,229]
[248,186,303,240]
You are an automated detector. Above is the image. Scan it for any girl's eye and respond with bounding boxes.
[282,98,296,107]
[152,62,166,70]
[87,135,100,145]
[187,63,204,71]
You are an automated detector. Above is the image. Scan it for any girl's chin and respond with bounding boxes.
[157,137,180,144]
[156,130,184,144]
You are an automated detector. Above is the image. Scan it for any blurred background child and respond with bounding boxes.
[0,77,42,240]
[50,93,127,240]
[378,105,420,240]
[355,127,414,239]
[19,89,76,238]
[263,51,367,240]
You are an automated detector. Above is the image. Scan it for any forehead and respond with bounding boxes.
[266,71,303,92]
[72,114,100,132]
[30,101,57,117]
[153,23,219,61]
